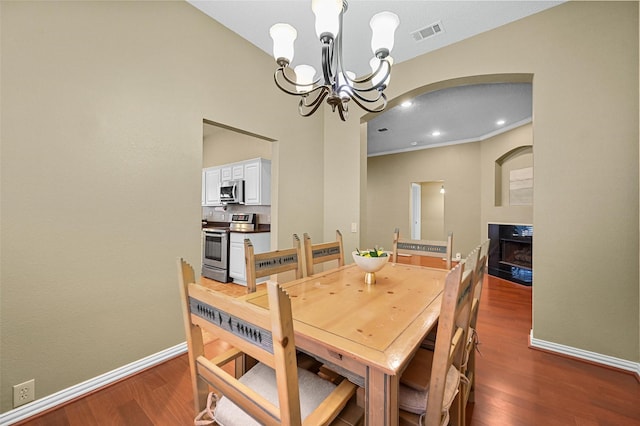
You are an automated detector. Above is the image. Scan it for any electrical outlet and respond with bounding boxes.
[13,379,35,408]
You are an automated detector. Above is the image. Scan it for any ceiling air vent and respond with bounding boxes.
[411,21,444,42]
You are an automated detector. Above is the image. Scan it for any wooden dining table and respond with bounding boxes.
[240,261,448,426]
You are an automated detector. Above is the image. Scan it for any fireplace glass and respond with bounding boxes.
[488,224,533,285]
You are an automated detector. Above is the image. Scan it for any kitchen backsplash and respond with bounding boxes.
[202,204,271,225]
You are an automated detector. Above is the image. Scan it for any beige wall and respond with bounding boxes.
[352,1,639,364]
[322,107,362,255]
[0,1,324,412]
[202,124,272,168]
[366,142,482,257]
[366,124,533,256]
[1,0,638,415]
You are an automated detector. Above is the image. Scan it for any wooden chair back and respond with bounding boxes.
[470,239,490,329]
[460,240,490,422]
[177,257,357,426]
[245,234,303,294]
[177,258,209,414]
[399,248,476,426]
[392,228,454,269]
[302,230,344,276]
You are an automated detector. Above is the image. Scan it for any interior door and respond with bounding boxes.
[411,183,421,239]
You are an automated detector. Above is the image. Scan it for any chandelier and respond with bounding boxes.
[269,0,399,121]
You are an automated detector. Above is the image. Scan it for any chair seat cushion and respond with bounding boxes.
[398,364,461,415]
[214,362,337,426]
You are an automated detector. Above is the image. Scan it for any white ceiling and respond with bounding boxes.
[367,82,532,156]
[189,1,562,155]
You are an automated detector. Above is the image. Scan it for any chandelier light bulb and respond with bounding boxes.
[312,0,343,40]
[369,11,400,57]
[270,23,297,65]
[294,64,316,93]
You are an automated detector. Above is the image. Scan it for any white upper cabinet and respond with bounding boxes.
[203,167,222,206]
[220,166,232,183]
[232,164,244,180]
[202,158,271,206]
[244,158,271,205]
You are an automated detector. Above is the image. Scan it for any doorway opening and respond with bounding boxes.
[410,181,445,241]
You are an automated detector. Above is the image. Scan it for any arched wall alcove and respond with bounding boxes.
[495,145,533,207]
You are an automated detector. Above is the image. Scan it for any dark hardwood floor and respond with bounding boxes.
[16,276,640,425]
[468,276,639,426]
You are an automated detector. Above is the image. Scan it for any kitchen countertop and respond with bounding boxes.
[202,221,270,233]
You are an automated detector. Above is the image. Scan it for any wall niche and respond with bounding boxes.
[494,145,533,207]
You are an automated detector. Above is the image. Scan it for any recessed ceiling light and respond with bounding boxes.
[401,101,413,108]
[431,130,441,137]
[410,141,418,146]
[496,119,506,126]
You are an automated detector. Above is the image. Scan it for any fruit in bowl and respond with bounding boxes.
[352,249,390,284]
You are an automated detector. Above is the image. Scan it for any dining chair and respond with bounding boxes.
[244,236,323,374]
[302,230,344,276]
[177,257,359,426]
[460,239,490,422]
[244,234,303,294]
[392,228,454,269]
[398,252,474,426]
[419,245,479,353]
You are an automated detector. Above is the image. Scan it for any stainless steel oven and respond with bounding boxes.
[202,228,230,282]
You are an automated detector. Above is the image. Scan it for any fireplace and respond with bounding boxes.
[488,223,533,286]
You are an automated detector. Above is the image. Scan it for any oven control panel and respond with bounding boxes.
[230,213,256,232]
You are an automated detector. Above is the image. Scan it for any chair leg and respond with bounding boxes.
[450,392,464,426]
[194,375,210,413]
[467,349,476,403]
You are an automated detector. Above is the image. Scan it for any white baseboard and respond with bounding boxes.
[529,330,640,377]
[0,342,187,426]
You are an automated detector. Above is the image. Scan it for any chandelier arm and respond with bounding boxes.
[300,86,330,109]
[348,91,388,114]
[350,84,386,95]
[321,42,334,87]
[275,68,324,95]
[299,90,330,117]
[279,67,324,88]
[336,101,348,121]
[349,86,384,103]
[351,59,391,90]
[274,70,325,97]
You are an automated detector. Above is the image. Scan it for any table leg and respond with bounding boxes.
[366,367,399,426]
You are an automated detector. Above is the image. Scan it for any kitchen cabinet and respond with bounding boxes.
[221,166,232,183]
[221,164,244,183]
[232,164,244,180]
[229,232,271,285]
[202,157,271,206]
[203,167,221,206]
[244,158,271,205]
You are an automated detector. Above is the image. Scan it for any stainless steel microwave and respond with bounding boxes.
[220,179,244,204]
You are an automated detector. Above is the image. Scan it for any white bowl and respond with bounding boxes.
[352,251,390,284]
